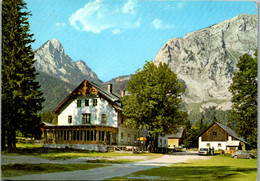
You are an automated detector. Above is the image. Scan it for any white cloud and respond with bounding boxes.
[152,19,163,29]
[122,0,138,15]
[176,2,186,9]
[152,18,173,29]
[69,0,140,34]
[56,22,66,27]
[112,29,121,34]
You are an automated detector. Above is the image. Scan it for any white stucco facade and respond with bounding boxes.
[117,126,139,145]
[199,136,236,150]
[158,135,168,148]
[58,95,118,128]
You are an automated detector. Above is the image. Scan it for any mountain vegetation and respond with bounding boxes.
[228,50,257,149]
[2,0,44,150]
[122,61,188,149]
[36,71,75,112]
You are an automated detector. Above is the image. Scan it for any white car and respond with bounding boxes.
[198,148,209,155]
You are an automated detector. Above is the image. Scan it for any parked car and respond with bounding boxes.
[198,148,209,155]
[231,150,255,159]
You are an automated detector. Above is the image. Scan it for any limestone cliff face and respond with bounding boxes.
[154,14,257,110]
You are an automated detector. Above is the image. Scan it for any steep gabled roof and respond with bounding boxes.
[53,79,121,114]
[215,122,247,144]
[199,122,247,144]
[168,127,185,138]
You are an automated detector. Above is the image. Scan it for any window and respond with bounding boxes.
[82,114,91,124]
[85,99,89,106]
[218,143,222,147]
[213,131,217,136]
[77,100,81,107]
[93,99,98,106]
[101,114,107,124]
[207,143,211,147]
[121,133,124,142]
[99,131,105,141]
[68,115,72,123]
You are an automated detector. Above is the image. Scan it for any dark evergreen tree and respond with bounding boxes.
[39,111,58,124]
[2,0,45,150]
[122,61,188,150]
[229,50,257,149]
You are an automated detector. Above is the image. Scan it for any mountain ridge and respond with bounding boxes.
[34,13,257,113]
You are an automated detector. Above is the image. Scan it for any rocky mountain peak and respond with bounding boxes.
[47,38,64,53]
[154,13,257,110]
[34,39,101,85]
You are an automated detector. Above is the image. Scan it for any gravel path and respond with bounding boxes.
[3,152,209,180]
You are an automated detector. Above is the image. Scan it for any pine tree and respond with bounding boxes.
[228,50,257,149]
[122,61,187,150]
[2,0,45,150]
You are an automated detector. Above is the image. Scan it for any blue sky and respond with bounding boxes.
[26,0,257,82]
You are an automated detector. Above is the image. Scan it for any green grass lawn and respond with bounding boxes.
[37,151,162,160]
[2,143,162,178]
[2,143,161,160]
[111,154,257,181]
[2,163,108,178]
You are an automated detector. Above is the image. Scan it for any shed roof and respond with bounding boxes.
[168,127,184,138]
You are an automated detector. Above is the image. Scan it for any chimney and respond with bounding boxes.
[107,84,113,93]
[121,90,125,97]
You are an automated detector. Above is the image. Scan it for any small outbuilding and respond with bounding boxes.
[198,122,247,151]
[158,127,186,149]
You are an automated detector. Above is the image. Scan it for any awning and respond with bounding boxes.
[226,140,240,147]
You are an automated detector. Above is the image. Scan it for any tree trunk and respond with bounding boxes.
[1,128,6,151]
[12,130,16,149]
[7,128,13,150]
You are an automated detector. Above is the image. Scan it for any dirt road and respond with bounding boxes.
[3,152,209,180]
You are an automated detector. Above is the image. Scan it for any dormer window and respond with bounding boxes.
[93,99,98,106]
[77,100,81,107]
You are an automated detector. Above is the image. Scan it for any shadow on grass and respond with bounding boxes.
[131,165,257,180]
[2,163,108,178]
[2,147,91,155]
